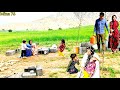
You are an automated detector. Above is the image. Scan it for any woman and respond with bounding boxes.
[77,46,100,78]
[26,40,33,57]
[108,15,119,54]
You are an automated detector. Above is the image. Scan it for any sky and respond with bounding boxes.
[0,12,57,25]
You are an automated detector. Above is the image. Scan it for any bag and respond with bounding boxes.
[84,61,96,77]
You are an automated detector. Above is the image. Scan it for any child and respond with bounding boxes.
[58,39,66,56]
[67,53,79,74]
[20,40,30,58]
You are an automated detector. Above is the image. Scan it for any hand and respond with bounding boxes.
[109,33,112,36]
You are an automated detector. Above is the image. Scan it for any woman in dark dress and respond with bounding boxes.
[108,15,119,54]
[26,40,33,57]
[67,54,79,74]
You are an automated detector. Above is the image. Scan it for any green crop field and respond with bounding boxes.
[0,25,99,53]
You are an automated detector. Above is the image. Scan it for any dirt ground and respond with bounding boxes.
[0,48,120,78]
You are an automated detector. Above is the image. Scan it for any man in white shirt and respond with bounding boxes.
[21,40,30,58]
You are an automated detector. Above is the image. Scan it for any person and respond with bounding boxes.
[94,12,109,53]
[20,40,30,58]
[32,43,37,55]
[108,15,119,54]
[26,40,33,57]
[67,53,79,74]
[77,46,100,78]
[58,39,66,56]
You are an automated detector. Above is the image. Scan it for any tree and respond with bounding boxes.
[73,12,86,45]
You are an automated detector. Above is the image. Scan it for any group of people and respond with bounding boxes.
[94,12,120,54]
[67,12,120,78]
[19,12,120,78]
[67,46,100,78]
[20,39,66,58]
[20,40,37,58]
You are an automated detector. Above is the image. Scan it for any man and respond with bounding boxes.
[94,12,109,53]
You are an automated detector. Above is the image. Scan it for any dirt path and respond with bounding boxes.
[0,50,120,78]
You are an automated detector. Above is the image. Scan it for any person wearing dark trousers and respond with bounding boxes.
[94,12,109,53]
[20,40,30,58]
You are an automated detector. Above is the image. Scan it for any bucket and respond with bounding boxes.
[90,35,96,44]
[74,46,79,54]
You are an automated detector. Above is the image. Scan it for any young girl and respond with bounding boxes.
[67,53,79,74]
[77,46,100,78]
[58,39,66,56]
[20,40,30,58]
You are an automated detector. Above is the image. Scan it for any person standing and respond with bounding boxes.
[108,15,119,54]
[94,12,109,53]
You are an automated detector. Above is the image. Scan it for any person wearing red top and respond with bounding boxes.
[108,15,119,54]
[58,39,66,56]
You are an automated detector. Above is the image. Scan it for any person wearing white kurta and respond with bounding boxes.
[77,52,100,78]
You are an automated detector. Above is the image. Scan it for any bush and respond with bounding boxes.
[58,28,62,30]
[48,28,53,31]
[8,29,12,32]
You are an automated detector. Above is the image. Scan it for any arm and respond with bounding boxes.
[105,20,109,33]
[24,44,30,49]
[81,53,88,68]
[94,20,97,34]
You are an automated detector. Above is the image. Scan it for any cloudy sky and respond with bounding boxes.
[0,12,57,24]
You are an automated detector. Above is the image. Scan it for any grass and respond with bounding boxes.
[0,25,94,53]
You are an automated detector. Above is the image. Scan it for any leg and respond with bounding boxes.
[101,34,105,51]
[21,50,24,57]
[23,50,26,57]
[96,34,100,52]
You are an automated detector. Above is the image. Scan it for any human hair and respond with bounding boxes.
[22,40,26,43]
[100,12,104,16]
[61,39,65,44]
[29,40,32,45]
[112,15,117,21]
[85,46,95,67]
[70,53,77,60]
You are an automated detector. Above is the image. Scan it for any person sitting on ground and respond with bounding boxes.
[58,39,66,56]
[67,53,79,74]
[32,43,37,55]
[77,46,100,78]
[26,40,33,57]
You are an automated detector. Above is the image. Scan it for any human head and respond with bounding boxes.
[99,12,104,20]
[22,40,26,43]
[112,15,117,21]
[61,39,65,44]
[86,46,95,55]
[29,40,32,45]
[70,53,77,60]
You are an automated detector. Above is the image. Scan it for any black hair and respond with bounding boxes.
[70,53,77,60]
[100,12,104,16]
[29,40,32,45]
[22,40,26,43]
[86,46,95,55]
[85,46,95,67]
[61,39,65,44]
[112,15,117,21]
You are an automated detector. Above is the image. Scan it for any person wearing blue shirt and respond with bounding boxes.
[94,12,109,53]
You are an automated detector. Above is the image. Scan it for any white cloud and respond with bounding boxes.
[0,12,57,24]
